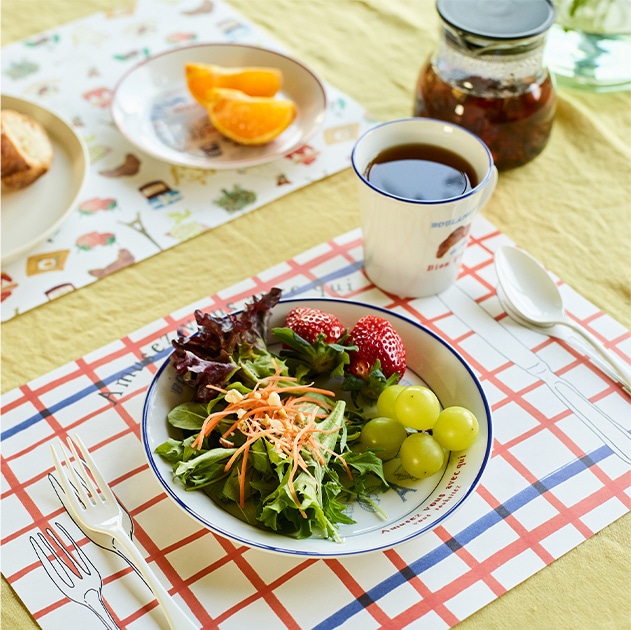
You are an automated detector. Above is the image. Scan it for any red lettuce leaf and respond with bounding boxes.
[170,288,282,402]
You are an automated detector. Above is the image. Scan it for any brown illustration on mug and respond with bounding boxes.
[436,225,470,259]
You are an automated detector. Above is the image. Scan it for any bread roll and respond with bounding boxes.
[1,109,54,190]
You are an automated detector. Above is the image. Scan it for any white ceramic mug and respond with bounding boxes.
[351,118,498,298]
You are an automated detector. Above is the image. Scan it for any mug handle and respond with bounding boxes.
[480,165,499,209]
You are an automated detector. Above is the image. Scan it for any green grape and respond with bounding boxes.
[360,416,408,461]
[376,384,406,419]
[399,432,445,478]
[432,406,479,451]
[394,385,441,430]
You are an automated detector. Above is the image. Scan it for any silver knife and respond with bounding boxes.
[439,285,631,464]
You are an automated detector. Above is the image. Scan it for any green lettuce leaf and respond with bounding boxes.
[258,400,349,542]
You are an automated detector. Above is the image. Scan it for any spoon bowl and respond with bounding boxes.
[494,246,565,327]
[494,245,631,393]
[496,284,544,330]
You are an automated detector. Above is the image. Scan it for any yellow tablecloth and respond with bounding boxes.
[2,0,630,628]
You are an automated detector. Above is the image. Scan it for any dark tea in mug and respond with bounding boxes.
[365,143,478,201]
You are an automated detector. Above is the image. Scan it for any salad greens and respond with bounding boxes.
[155,288,388,542]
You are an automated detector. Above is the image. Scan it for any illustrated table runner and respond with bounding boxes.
[0,0,371,322]
[2,215,630,629]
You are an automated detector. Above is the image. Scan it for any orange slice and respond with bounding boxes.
[185,62,282,105]
[206,88,297,145]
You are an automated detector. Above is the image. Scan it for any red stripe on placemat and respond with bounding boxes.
[383,546,462,628]
[325,558,393,627]
[211,555,317,629]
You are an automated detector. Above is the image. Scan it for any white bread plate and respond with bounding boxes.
[1,94,89,266]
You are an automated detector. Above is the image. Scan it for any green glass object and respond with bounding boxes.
[545,0,631,91]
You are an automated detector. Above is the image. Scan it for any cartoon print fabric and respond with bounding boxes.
[0,0,372,322]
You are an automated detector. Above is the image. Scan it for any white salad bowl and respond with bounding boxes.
[142,297,492,557]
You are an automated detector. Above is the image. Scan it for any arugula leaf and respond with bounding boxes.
[154,438,187,464]
[342,450,389,484]
[167,402,210,431]
[172,447,236,490]
[335,450,389,519]
[238,351,287,387]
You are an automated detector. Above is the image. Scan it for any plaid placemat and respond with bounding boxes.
[2,216,630,629]
[0,0,371,322]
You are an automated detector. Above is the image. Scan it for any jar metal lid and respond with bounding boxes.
[437,0,556,40]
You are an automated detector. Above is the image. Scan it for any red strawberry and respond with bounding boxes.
[345,316,406,400]
[285,307,345,344]
[273,307,350,377]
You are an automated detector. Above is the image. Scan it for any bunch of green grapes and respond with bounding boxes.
[359,384,479,479]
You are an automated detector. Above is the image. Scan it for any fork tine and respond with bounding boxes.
[51,440,84,518]
[52,522,94,575]
[65,436,103,504]
[42,526,82,579]
[52,439,98,520]
[31,532,75,588]
[70,434,116,504]
[50,439,79,511]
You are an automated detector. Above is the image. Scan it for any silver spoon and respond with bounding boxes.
[494,245,631,393]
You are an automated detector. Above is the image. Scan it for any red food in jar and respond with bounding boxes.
[414,62,556,171]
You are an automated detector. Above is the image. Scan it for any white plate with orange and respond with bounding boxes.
[111,43,327,170]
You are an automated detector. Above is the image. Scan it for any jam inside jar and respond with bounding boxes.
[414,0,557,171]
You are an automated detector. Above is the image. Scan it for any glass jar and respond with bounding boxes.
[414,0,557,170]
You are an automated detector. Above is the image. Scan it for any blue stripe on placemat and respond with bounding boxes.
[0,261,362,442]
[0,346,173,440]
[313,445,610,629]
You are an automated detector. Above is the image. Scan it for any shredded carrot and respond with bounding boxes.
[238,441,250,508]
[191,361,350,509]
